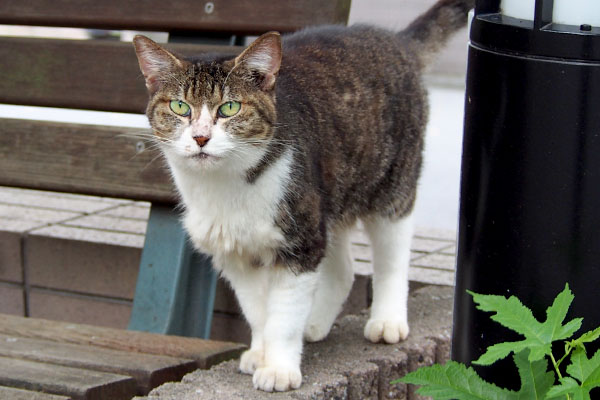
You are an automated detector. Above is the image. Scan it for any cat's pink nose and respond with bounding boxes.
[193,136,210,147]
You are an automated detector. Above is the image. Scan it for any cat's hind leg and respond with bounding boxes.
[362,212,413,343]
[304,227,354,342]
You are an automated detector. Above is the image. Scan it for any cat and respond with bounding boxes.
[133,0,472,392]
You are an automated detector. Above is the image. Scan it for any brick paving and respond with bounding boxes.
[0,185,456,345]
[135,286,454,400]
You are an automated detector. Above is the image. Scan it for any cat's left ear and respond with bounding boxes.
[235,32,282,91]
[133,35,187,94]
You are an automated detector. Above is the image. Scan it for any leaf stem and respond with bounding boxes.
[550,353,572,400]
[555,343,572,371]
[550,353,563,380]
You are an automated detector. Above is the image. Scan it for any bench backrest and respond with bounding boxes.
[0,0,351,204]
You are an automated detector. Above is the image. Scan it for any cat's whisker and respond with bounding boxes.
[139,152,167,172]
[116,130,177,150]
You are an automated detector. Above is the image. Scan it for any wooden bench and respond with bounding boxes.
[0,314,244,399]
[0,0,350,398]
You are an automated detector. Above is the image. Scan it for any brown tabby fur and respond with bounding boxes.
[135,0,473,273]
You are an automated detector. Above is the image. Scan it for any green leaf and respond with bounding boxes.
[399,350,557,400]
[470,284,582,365]
[569,326,600,351]
[547,349,600,400]
[513,349,555,400]
[542,286,582,341]
[475,341,545,366]
[567,348,600,389]
[546,377,586,400]
[469,291,542,340]
[399,361,517,400]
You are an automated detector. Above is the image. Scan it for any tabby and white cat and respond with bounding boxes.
[133,0,471,392]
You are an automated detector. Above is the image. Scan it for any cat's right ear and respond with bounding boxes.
[133,35,186,94]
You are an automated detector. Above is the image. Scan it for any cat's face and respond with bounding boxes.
[133,33,282,172]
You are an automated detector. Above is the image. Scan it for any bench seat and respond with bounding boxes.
[0,314,245,399]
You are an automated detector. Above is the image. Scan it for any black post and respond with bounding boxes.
[452,0,600,390]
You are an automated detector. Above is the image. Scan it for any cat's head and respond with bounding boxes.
[133,32,282,172]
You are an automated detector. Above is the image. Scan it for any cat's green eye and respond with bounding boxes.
[218,101,241,118]
[169,100,191,117]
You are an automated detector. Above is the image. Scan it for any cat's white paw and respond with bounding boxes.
[304,323,330,342]
[364,318,409,344]
[252,365,302,392]
[239,349,264,375]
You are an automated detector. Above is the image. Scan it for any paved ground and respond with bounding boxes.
[135,285,454,400]
[0,185,456,338]
[0,184,456,290]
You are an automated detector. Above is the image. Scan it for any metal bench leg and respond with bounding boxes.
[128,204,217,338]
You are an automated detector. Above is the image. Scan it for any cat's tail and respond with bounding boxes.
[399,0,474,66]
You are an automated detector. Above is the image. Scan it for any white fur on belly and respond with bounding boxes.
[168,149,293,269]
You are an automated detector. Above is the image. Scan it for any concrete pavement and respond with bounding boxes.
[134,285,454,400]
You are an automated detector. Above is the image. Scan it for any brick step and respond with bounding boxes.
[0,186,456,344]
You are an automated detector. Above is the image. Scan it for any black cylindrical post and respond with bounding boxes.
[452,0,600,389]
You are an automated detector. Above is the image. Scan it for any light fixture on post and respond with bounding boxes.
[453,0,600,389]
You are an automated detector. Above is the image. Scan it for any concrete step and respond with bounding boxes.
[0,186,456,344]
[134,285,454,400]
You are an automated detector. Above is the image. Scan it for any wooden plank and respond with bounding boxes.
[0,118,176,203]
[0,0,351,35]
[0,315,245,369]
[0,37,240,113]
[0,386,70,400]
[0,356,136,400]
[0,334,196,395]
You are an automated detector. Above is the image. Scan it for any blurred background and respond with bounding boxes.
[0,0,468,231]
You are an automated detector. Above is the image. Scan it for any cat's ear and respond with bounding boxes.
[234,32,282,91]
[133,35,187,94]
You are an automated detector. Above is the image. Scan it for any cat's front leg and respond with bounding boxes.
[220,264,269,375]
[253,268,318,392]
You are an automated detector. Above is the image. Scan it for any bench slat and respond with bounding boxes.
[0,386,70,400]
[0,334,196,395]
[0,37,240,113]
[0,118,176,203]
[0,0,350,34]
[0,315,245,369]
[0,356,136,400]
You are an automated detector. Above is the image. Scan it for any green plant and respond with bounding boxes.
[397,284,600,399]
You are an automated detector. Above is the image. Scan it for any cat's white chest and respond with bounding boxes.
[183,201,284,262]
[169,151,292,269]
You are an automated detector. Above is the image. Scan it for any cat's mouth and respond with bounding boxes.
[190,151,221,162]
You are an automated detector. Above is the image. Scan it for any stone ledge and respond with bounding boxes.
[136,285,453,400]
